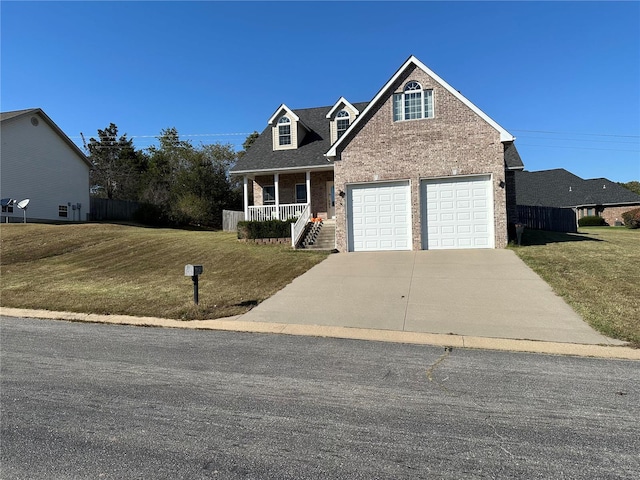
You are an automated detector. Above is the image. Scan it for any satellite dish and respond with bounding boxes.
[16,198,29,223]
[1,198,14,207]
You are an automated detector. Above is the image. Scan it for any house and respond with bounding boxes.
[1,108,91,222]
[515,168,640,226]
[231,55,524,251]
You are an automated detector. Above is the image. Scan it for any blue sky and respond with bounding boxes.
[2,1,639,182]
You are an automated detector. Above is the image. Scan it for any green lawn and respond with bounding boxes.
[511,227,640,346]
[1,223,329,320]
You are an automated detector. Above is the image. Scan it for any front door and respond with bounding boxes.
[326,181,335,219]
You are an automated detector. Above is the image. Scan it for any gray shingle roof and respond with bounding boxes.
[231,102,369,174]
[0,108,39,122]
[515,169,640,207]
[504,142,524,170]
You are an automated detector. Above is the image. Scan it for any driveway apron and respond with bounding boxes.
[240,250,621,344]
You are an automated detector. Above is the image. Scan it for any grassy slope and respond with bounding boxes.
[1,224,328,320]
[511,227,639,345]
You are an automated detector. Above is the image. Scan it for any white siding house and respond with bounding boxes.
[1,108,91,222]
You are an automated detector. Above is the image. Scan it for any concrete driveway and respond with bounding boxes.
[240,250,622,345]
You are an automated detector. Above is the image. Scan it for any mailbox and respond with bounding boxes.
[185,264,203,305]
[185,264,203,277]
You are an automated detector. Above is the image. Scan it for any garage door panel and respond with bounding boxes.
[422,176,493,250]
[348,181,411,252]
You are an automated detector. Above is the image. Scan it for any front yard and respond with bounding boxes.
[512,227,639,346]
[0,224,328,320]
[1,223,638,345]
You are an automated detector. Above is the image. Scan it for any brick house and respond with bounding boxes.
[231,55,524,251]
[515,168,640,226]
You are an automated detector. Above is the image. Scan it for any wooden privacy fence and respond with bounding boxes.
[223,210,244,232]
[90,198,141,221]
[517,205,577,233]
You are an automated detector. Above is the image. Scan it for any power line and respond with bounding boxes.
[516,143,640,153]
[512,129,640,138]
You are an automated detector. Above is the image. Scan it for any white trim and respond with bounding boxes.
[230,164,334,176]
[243,176,249,220]
[325,97,360,118]
[268,104,299,125]
[327,55,515,157]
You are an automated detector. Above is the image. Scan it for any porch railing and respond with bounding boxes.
[247,203,308,222]
[291,204,311,248]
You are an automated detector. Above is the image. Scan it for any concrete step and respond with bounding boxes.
[303,222,335,250]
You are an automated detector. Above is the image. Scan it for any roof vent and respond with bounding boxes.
[603,184,606,189]
[569,186,572,192]
[31,117,39,127]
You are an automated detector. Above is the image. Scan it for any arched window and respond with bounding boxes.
[336,110,350,139]
[393,81,433,121]
[278,116,291,145]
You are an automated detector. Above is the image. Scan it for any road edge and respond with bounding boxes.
[2,307,638,360]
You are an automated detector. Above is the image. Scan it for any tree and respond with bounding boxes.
[619,181,640,196]
[237,131,259,159]
[86,123,146,200]
[139,128,241,228]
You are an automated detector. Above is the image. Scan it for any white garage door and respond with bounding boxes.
[421,176,494,250]
[347,181,411,252]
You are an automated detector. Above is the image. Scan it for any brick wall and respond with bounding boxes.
[600,205,640,226]
[334,64,508,251]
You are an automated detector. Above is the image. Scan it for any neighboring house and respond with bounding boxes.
[231,55,524,251]
[515,168,640,226]
[1,108,91,222]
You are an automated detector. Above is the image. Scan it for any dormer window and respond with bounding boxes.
[393,81,433,122]
[278,116,291,146]
[336,110,350,139]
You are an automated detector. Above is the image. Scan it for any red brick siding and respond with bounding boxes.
[334,65,508,251]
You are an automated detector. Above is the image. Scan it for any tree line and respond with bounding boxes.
[85,124,258,229]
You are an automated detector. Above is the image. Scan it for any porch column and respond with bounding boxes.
[243,176,249,220]
[306,171,311,210]
[274,173,280,219]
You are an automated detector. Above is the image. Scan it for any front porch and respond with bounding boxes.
[239,169,335,248]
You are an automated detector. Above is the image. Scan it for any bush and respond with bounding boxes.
[237,219,296,239]
[578,215,606,227]
[621,207,640,229]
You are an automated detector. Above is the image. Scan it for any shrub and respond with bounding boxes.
[237,219,296,239]
[621,207,640,229]
[578,215,606,227]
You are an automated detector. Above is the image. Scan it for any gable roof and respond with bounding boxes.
[327,55,515,157]
[231,102,369,175]
[325,97,360,118]
[515,169,640,208]
[268,104,300,125]
[1,108,92,168]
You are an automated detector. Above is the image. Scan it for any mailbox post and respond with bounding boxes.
[185,264,203,305]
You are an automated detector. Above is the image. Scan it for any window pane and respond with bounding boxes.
[393,93,402,122]
[263,186,275,204]
[279,125,291,145]
[295,184,307,203]
[404,91,422,120]
[424,90,433,118]
[337,118,349,138]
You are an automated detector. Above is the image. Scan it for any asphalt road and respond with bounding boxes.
[1,316,638,479]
